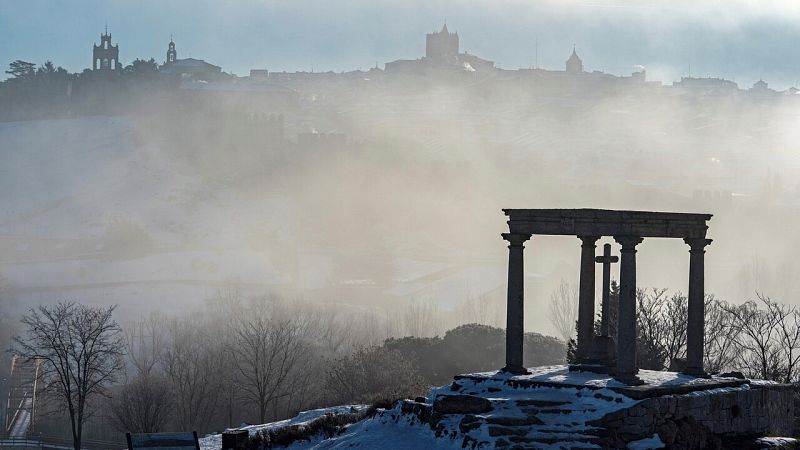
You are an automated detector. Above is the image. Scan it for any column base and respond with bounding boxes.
[569,363,613,375]
[614,374,644,386]
[682,368,710,378]
[501,365,530,375]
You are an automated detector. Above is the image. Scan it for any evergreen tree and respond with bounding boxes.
[6,60,36,79]
[566,321,579,363]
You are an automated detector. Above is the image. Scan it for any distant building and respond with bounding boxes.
[385,23,495,76]
[566,47,583,74]
[426,23,459,61]
[159,38,223,81]
[93,28,120,72]
[672,77,739,96]
[166,37,177,64]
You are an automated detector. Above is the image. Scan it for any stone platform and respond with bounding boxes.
[413,365,798,449]
[202,365,799,449]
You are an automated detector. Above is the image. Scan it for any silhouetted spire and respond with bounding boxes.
[442,21,448,34]
[566,45,583,74]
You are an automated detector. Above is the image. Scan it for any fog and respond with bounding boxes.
[2,1,800,341]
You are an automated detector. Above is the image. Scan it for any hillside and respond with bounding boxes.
[199,365,798,449]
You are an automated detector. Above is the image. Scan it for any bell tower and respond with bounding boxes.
[93,26,120,72]
[166,36,177,64]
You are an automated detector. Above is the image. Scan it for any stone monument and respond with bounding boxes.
[500,208,712,385]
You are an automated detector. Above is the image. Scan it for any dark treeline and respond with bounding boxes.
[6,278,800,446]
[0,58,182,121]
[633,289,800,383]
[0,289,564,444]
[553,280,800,383]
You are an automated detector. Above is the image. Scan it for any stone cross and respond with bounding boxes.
[594,243,619,338]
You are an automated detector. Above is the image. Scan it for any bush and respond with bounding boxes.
[324,346,426,405]
[385,323,566,385]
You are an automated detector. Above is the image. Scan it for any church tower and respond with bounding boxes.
[166,37,177,64]
[426,22,459,61]
[93,27,120,71]
[566,46,583,74]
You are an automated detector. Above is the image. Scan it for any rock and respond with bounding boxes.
[486,416,543,426]
[433,394,492,414]
[668,357,687,372]
[657,420,678,446]
[459,415,483,433]
[719,371,746,379]
[487,425,526,437]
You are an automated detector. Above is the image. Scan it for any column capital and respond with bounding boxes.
[502,233,531,247]
[684,237,712,251]
[614,236,644,250]
[578,235,600,246]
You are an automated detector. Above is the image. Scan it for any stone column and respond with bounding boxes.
[576,235,600,362]
[684,237,712,377]
[502,233,530,375]
[614,236,643,385]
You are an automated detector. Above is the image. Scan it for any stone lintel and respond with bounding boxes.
[504,208,711,238]
[609,379,749,400]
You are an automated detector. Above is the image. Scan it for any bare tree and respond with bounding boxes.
[402,299,444,338]
[662,292,688,367]
[13,302,124,450]
[455,294,504,329]
[703,295,741,374]
[161,319,224,433]
[228,305,309,424]
[547,279,578,343]
[124,313,166,376]
[723,296,784,381]
[110,372,171,433]
[764,295,800,383]
[636,288,669,370]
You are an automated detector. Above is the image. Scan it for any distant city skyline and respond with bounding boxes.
[4,0,800,88]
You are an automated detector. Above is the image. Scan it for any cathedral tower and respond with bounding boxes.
[426,22,459,61]
[566,46,583,74]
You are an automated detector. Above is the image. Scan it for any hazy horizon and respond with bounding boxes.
[4,0,800,88]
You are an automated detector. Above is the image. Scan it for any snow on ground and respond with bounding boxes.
[627,434,665,449]
[201,366,756,449]
[199,403,464,450]
[756,437,800,447]
[286,412,464,450]
[430,365,640,431]
[199,406,370,450]
[461,364,738,389]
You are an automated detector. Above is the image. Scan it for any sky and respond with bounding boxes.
[3,0,800,88]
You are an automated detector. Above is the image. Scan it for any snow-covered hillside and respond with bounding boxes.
[198,366,662,449]
[199,365,799,449]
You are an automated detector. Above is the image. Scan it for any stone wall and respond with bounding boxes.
[591,383,795,447]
